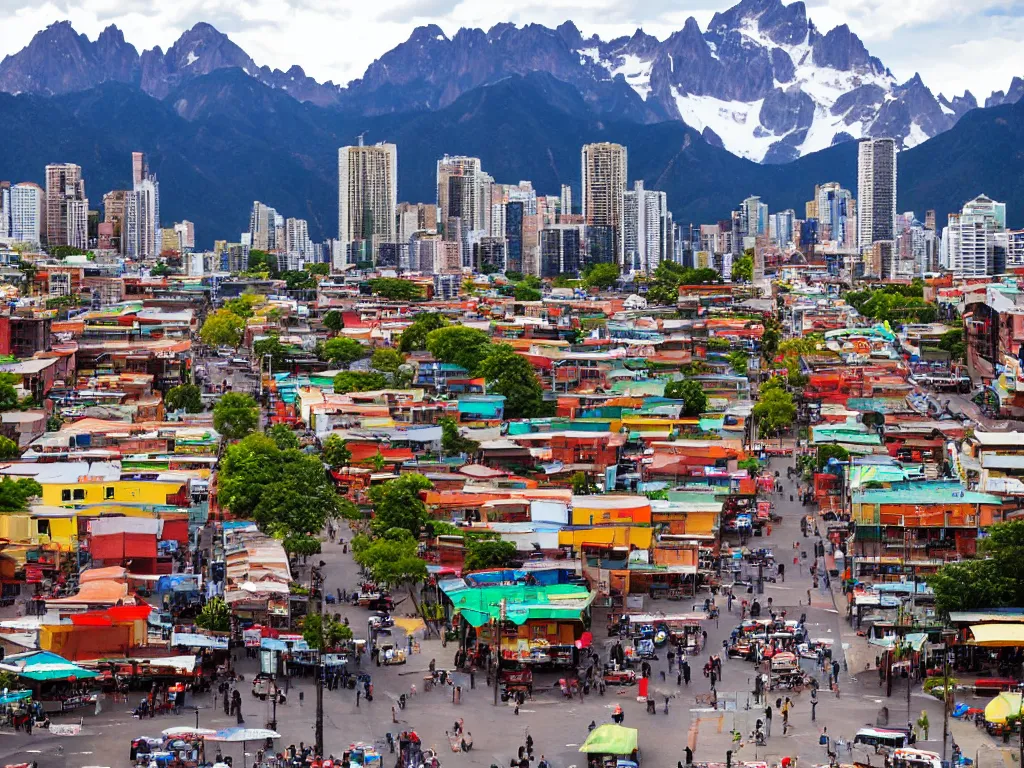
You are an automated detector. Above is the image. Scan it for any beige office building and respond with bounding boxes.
[45,163,88,249]
[338,141,397,265]
[581,143,627,264]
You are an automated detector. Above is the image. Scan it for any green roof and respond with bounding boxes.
[440,582,596,627]
[853,481,1004,506]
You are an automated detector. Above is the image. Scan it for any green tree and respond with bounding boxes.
[321,337,367,368]
[218,434,284,518]
[321,434,352,468]
[48,245,88,259]
[929,559,1016,617]
[213,392,259,440]
[426,326,493,373]
[200,309,244,348]
[308,263,330,276]
[761,318,781,362]
[732,252,754,283]
[150,262,172,277]
[282,270,315,290]
[737,457,760,474]
[571,471,593,495]
[371,348,405,375]
[816,444,850,471]
[353,528,429,614]
[463,539,517,572]
[514,285,542,302]
[45,293,81,311]
[283,534,322,557]
[583,263,620,290]
[195,597,231,632]
[0,436,20,460]
[706,337,732,352]
[367,473,434,538]
[368,278,423,301]
[253,459,340,536]
[254,336,290,370]
[0,373,21,412]
[333,371,387,393]
[440,416,479,456]
[0,477,41,511]
[267,423,300,450]
[752,386,796,437]
[164,383,203,413]
[225,293,265,319]
[938,328,966,362]
[664,379,708,416]
[323,310,344,334]
[302,612,353,650]
[646,283,679,306]
[399,314,448,352]
[476,344,544,419]
[247,250,279,277]
[728,350,749,375]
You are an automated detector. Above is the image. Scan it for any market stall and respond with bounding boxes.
[0,650,100,714]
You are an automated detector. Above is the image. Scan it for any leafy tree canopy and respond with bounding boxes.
[370,348,405,375]
[195,597,230,632]
[583,262,620,290]
[664,379,708,417]
[0,477,42,511]
[0,436,21,460]
[367,473,434,538]
[323,310,344,333]
[426,326,493,374]
[247,250,278,277]
[213,392,259,440]
[165,383,203,414]
[333,371,387,394]
[303,612,353,650]
[353,528,428,613]
[321,434,352,468]
[200,309,245,348]
[463,539,517,572]
[752,386,796,437]
[368,277,423,301]
[224,293,265,319]
[399,313,448,352]
[440,416,479,457]
[514,285,542,302]
[816,444,850,471]
[321,337,367,368]
[282,270,315,291]
[732,253,754,283]
[476,344,545,420]
[267,423,300,450]
[254,335,291,370]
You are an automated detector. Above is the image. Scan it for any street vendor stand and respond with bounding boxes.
[0,650,100,714]
[579,724,642,768]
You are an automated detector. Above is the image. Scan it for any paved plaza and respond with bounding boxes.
[0,455,1018,768]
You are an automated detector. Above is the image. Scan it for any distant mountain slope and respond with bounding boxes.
[2,1,1021,163]
[0,69,1021,246]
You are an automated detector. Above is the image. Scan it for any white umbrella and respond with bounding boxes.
[207,727,282,742]
[163,726,218,737]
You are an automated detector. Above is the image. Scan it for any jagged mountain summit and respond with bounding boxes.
[0,0,1020,163]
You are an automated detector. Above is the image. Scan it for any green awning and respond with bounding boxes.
[579,725,638,755]
[441,583,596,628]
[0,650,101,682]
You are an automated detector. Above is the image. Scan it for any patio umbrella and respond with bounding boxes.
[163,726,217,738]
[984,692,1022,724]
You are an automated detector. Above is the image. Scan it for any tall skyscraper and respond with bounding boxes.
[45,163,88,249]
[338,140,397,265]
[857,138,897,248]
[250,201,279,251]
[437,156,491,234]
[131,152,160,259]
[175,220,196,252]
[10,183,44,245]
[740,196,768,239]
[581,142,627,265]
[0,182,10,238]
[540,225,582,278]
[622,181,669,274]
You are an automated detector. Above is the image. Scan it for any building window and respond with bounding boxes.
[61,489,71,502]
[105,487,115,500]
[72,488,85,501]
[37,520,49,536]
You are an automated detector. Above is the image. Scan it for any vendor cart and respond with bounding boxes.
[602,664,636,686]
[579,724,642,768]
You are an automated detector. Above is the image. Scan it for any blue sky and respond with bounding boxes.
[1,0,1021,100]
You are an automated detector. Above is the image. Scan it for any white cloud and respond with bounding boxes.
[0,0,1020,99]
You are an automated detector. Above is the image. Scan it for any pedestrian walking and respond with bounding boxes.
[810,688,818,722]
[356,688,361,707]
[764,704,772,737]
[682,660,691,686]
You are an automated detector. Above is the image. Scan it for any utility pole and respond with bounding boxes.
[314,564,324,756]
[493,599,507,707]
[941,639,950,762]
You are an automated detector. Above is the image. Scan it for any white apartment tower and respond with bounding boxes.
[623,181,669,274]
[560,184,573,219]
[581,142,627,264]
[250,201,279,251]
[10,183,44,245]
[436,156,492,234]
[130,152,160,259]
[857,138,897,249]
[338,140,397,265]
[946,194,1007,278]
